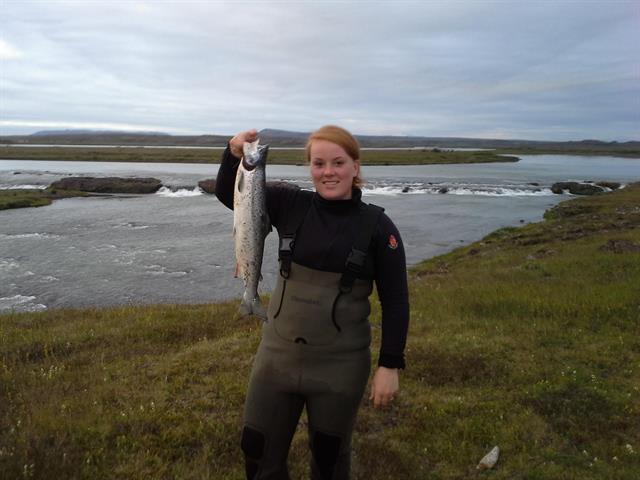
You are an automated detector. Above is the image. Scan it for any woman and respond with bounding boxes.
[215,125,409,479]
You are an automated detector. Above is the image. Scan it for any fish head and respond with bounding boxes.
[242,140,269,171]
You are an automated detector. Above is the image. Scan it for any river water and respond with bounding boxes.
[1,155,639,313]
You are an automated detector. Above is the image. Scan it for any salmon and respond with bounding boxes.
[233,140,271,317]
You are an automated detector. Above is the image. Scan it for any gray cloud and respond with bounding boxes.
[1,0,638,140]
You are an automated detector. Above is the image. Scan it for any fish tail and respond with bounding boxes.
[238,291,267,319]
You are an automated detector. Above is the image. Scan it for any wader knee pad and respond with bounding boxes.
[241,426,265,477]
[311,431,342,478]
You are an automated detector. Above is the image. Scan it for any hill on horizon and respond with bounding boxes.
[0,128,638,154]
[30,129,170,137]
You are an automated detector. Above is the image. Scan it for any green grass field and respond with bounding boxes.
[0,146,517,165]
[1,185,639,479]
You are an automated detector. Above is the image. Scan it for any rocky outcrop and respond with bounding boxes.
[50,177,162,194]
[599,239,640,253]
[267,181,298,190]
[596,181,621,190]
[198,179,216,194]
[551,182,605,195]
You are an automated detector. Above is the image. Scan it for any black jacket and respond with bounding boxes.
[215,146,409,368]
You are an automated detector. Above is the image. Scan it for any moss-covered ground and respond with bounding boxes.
[0,189,88,210]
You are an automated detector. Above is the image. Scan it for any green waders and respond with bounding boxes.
[241,262,373,480]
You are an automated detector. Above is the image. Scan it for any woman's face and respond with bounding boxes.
[309,139,359,200]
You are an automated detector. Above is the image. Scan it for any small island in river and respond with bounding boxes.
[0,177,163,210]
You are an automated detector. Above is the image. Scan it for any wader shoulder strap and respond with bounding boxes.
[278,197,310,279]
[339,203,385,293]
[279,234,295,279]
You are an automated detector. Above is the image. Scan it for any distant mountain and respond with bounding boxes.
[31,129,170,136]
[259,128,310,139]
[2,131,230,146]
[1,129,638,155]
[259,129,639,151]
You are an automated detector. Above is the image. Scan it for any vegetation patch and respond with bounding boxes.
[0,189,88,210]
[524,377,631,447]
[403,345,506,387]
[599,238,640,254]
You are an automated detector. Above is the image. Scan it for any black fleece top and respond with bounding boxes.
[215,146,409,369]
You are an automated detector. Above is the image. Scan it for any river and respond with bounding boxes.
[1,155,639,313]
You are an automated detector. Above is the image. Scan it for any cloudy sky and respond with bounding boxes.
[1,0,638,140]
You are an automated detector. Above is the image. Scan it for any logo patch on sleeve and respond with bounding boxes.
[388,234,398,250]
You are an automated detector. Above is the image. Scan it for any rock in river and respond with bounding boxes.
[50,177,162,194]
[551,181,605,195]
[596,181,621,190]
[198,179,216,194]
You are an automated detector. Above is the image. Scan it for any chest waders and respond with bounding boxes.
[241,203,384,480]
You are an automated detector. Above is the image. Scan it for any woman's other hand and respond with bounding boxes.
[229,129,259,159]
[369,366,399,408]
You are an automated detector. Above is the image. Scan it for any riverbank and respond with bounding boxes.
[1,184,638,479]
[0,146,518,165]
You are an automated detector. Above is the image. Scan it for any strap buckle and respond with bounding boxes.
[345,248,367,272]
[279,235,295,254]
[279,234,295,279]
[340,248,367,293]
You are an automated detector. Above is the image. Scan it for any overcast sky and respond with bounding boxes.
[1,0,638,140]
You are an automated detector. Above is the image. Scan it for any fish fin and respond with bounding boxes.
[261,212,272,236]
[252,297,267,319]
[237,170,244,193]
[238,300,252,317]
[257,144,269,157]
[238,292,267,319]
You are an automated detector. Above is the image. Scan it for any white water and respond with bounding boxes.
[155,186,204,197]
[0,184,48,190]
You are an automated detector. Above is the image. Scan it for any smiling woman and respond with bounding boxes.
[307,125,362,200]
[215,125,410,478]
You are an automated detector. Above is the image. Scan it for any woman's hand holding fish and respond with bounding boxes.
[230,129,258,159]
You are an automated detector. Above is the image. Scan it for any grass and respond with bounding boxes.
[0,146,517,165]
[0,189,88,210]
[1,185,639,479]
